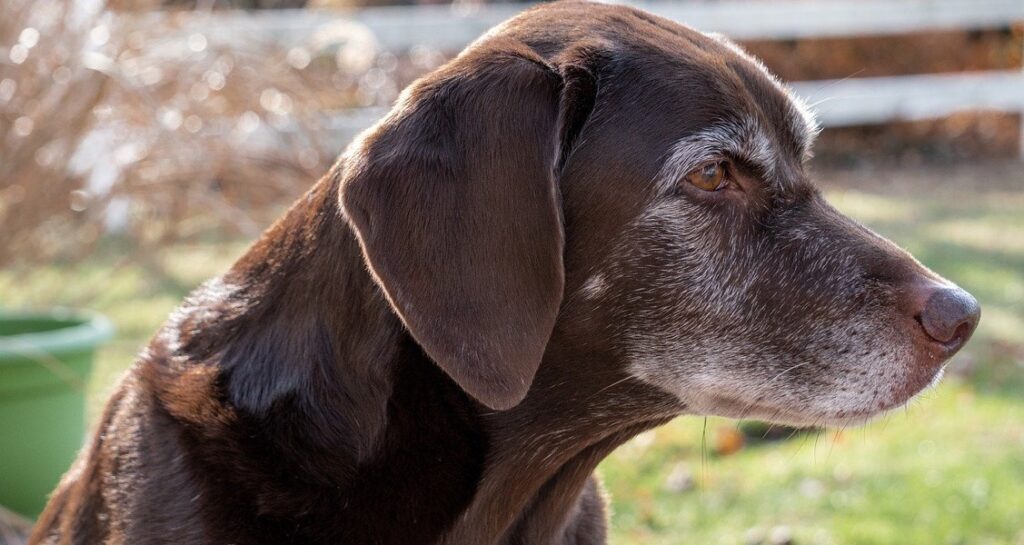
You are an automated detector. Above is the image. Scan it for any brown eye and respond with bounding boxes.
[684,162,727,192]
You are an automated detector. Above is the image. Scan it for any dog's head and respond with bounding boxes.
[339,2,979,425]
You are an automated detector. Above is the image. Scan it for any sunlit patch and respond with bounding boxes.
[580,273,610,300]
[931,220,1024,255]
[971,305,1024,344]
[827,190,916,223]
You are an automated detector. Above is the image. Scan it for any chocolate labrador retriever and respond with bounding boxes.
[31,2,980,544]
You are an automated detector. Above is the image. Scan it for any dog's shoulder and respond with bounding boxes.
[29,369,208,545]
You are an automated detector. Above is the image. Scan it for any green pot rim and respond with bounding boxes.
[0,309,114,363]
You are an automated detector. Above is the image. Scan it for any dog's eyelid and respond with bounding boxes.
[720,158,776,196]
[728,154,771,180]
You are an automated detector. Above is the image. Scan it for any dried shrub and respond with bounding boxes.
[1,0,109,265]
[2,2,1021,269]
[0,0,384,268]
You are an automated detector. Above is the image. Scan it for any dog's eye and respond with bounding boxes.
[684,162,728,192]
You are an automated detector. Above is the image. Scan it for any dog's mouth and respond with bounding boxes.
[692,342,957,429]
[689,393,888,429]
[692,394,828,427]
[701,386,930,429]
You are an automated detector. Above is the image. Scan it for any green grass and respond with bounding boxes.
[602,384,1024,545]
[2,164,1022,544]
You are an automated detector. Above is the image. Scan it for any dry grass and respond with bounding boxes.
[0,0,373,268]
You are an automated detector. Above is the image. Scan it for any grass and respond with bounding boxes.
[2,162,1022,544]
[601,385,1024,545]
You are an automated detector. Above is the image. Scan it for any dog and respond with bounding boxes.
[30,2,980,544]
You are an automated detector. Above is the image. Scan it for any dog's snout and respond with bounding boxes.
[913,284,980,350]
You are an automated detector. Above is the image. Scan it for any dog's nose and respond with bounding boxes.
[916,285,980,349]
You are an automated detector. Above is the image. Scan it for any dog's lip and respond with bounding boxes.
[719,400,882,428]
[696,355,947,428]
[879,351,949,416]
[696,393,850,428]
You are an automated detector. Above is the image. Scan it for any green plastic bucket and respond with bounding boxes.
[0,309,113,518]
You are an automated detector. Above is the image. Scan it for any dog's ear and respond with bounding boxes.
[341,41,594,410]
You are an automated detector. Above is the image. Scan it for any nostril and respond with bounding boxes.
[949,322,973,347]
[918,287,981,345]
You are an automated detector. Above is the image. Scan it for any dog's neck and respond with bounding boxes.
[153,172,677,544]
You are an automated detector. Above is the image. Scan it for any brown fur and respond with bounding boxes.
[31,2,978,544]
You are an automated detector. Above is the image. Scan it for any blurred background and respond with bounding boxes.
[0,0,1022,543]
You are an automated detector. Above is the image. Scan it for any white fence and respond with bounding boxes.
[177,0,1024,154]
[199,0,1024,49]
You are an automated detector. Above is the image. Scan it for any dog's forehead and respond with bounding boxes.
[504,2,819,191]
[705,33,820,159]
[635,32,819,191]
[543,6,812,142]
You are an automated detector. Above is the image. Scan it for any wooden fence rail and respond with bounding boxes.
[143,0,1024,154]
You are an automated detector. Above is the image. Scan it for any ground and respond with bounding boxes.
[3,160,1022,545]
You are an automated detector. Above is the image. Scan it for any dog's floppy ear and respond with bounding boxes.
[340,41,587,410]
